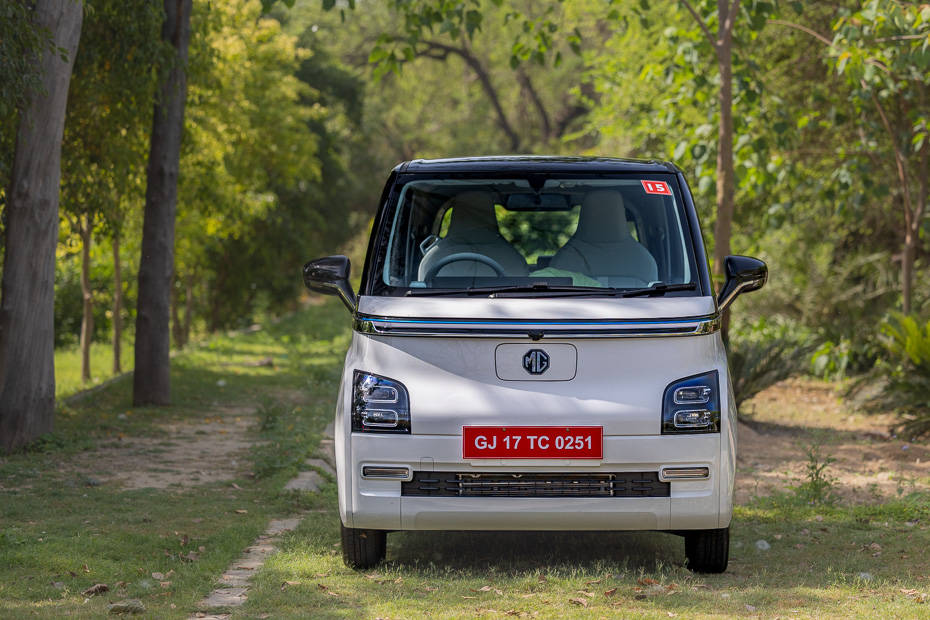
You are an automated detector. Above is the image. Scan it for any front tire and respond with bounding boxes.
[341,523,386,569]
[684,527,729,573]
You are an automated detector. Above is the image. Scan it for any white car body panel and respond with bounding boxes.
[334,295,735,533]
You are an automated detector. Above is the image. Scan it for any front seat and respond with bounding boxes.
[549,189,658,287]
[418,191,528,281]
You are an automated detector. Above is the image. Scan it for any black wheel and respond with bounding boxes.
[340,523,386,569]
[684,527,729,573]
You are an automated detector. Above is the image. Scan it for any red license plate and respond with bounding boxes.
[462,426,603,459]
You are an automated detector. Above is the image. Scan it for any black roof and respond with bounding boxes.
[395,155,680,174]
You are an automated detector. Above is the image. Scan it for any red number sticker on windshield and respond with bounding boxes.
[641,180,672,195]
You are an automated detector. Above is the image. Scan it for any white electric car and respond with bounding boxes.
[303,156,766,573]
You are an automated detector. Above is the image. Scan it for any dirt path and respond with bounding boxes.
[736,378,930,504]
[64,406,256,490]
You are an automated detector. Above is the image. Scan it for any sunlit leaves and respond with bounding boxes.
[326,0,576,79]
[178,0,320,266]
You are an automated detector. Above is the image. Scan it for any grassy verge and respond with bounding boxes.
[0,300,350,618]
[55,337,134,400]
[243,487,930,619]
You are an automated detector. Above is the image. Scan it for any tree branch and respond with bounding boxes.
[916,84,928,231]
[679,0,717,49]
[722,0,741,38]
[516,68,552,140]
[414,39,521,151]
[866,79,914,227]
[553,102,588,138]
[767,19,833,46]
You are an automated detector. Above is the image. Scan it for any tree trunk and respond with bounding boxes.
[903,135,928,315]
[713,5,736,338]
[112,234,122,374]
[133,0,192,406]
[171,283,184,348]
[79,219,93,383]
[0,0,82,453]
[183,274,193,347]
[901,230,915,315]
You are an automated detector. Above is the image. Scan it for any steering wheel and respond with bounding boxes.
[423,252,506,282]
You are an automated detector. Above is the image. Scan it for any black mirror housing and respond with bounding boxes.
[717,255,767,312]
[303,255,356,312]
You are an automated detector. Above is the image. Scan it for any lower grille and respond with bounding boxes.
[401,471,669,498]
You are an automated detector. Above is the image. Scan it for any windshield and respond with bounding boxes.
[373,175,699,296]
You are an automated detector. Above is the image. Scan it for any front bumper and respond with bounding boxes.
[341,433,728,531]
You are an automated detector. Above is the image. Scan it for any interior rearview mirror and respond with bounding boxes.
[716,255,767,313]
[303,255,356,312]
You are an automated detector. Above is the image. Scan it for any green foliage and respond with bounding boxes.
[811,340,852,381]
[789,443,838,505]
[0,2,54,119]
[729,319,815,408]
[357,0,571,79]
[854,313,930,438]
[588,1,780,231]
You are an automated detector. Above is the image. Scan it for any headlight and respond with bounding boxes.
[352,371,410,434]
[662,370,720,434]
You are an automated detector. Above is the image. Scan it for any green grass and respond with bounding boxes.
[0,300,351,618]
[55,337,134,399]
[5,299,930,618]
[238,485,930,619]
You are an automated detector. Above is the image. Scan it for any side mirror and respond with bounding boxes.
[717,255,767,313]
[303,255,356,312]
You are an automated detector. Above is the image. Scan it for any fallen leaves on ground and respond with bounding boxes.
[81,583,108,597]
[900,588,928,603]
[568,597,589,607]
[280,580,300,591]
[604,587,618,597]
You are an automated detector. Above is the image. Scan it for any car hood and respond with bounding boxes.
[357,295,717,321]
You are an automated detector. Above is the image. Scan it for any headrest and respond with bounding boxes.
[573,190,630,243]
[446,191,500,236]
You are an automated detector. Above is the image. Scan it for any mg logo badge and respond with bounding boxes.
[523,349,550,375]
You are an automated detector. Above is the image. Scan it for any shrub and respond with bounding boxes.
[852,313,930,439]
[728,319,816,408]
[789,443,838,505]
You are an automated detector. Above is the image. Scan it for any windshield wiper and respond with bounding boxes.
[619,282,697,297]
[404,282,696,298]
[405,283,606,297]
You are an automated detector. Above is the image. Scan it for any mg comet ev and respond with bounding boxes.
[303,157,766,573]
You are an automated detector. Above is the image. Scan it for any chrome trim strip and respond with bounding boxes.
[659,466,710,481]
[354,313,720,339]
[361,465,412,481]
